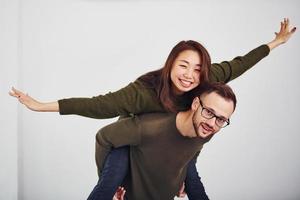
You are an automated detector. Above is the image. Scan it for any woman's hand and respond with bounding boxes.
[268,18,296,50]
[9,87,59,112]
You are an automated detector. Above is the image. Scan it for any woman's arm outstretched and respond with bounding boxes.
[209,18,296,83]
[9,87,59,112]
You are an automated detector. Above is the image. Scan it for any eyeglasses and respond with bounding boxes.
[199,100,230,128]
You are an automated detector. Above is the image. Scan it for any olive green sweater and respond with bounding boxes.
[96,113,211,200]
[58,45,270,117]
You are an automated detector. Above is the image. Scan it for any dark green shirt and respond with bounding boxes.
[96,113,211,200]
[58,45,270,117]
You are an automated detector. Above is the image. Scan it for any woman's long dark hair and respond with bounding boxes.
[138,40,211,112]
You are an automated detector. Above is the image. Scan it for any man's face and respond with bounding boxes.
[192,92,235,139]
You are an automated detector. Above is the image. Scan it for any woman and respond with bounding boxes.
[10,18,296,200]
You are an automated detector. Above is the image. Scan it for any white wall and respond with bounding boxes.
[1,0,300,199]
[0,0,19,199]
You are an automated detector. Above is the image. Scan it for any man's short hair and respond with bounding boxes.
[190,82,237,111]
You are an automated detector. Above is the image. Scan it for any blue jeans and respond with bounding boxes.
[88,146,209,200]
[87,146,129,200]
[185,157,209,200]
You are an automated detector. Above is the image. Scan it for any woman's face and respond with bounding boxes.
[170,50,202,95]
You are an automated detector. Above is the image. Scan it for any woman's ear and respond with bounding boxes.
[191,97,200,111]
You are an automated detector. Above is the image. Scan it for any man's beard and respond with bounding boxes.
[192,109,201,137]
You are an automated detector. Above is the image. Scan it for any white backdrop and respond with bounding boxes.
[1,0,300,199]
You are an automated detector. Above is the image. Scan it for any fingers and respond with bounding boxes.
[9,87,28,100]
[283,18,296,33]
[116,186,126,199]
[176,183,186,197]
[280,18,288,32]
[278,18,296,36]
[179,183,185,193]
[9,87,21,98]
[177,191,187,198]
[286,18,289,27]
[9,91,17,97]
[12,87,21,95]
[119,186,126,194]
[283,18,288,29]
[280,21,284,32]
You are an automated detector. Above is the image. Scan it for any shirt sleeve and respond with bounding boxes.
[95,116,142,173]
[209,44,270,83]
[58,81,163,119]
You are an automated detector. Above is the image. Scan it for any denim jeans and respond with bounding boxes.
[87,146,209,200]
[185,157,209,200]
[87,146,129,200]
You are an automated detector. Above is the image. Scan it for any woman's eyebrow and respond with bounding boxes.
[179,60,201,67]
[179,60,189,64]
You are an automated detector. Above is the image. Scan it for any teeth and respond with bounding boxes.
[202,124,211,132]
[182,80,190,84]
[180,79,192,87]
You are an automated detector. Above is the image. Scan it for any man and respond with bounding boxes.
[94,82,236,200]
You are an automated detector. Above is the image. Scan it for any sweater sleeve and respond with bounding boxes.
[58,81,164,119]
[95,116,142,173]
[209,44,270,83]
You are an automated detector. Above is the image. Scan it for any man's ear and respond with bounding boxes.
[191,97,200,111]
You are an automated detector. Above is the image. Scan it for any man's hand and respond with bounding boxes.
[176,183,187,198]
[113,186,126,200]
